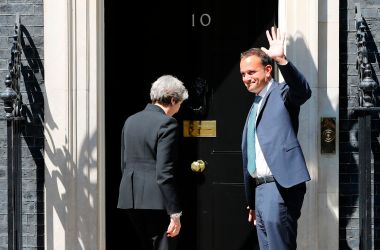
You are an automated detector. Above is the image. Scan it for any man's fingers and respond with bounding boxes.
[271,26,277,40]
[276,27,281,40]
[267,27,284,43]
[261,47,269,55]
[266,30,272,42]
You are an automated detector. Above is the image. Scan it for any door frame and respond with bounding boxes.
[44,0,105,249]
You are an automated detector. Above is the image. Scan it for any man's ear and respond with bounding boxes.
[265,64,273,78]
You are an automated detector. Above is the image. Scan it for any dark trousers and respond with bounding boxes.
[255,182,306,250]
[127,209,178,250]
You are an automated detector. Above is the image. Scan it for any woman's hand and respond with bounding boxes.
[167,216,181,237]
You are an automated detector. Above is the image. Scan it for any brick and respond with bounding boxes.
[0,4,34,15]
[0,15,17,26]
[33,5,43,15]
[8,0,43,3]
[20,15,43,27]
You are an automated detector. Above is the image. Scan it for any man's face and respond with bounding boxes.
[240,55,272,94]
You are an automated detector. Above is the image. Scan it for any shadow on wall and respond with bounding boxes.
[39,38,99,250]
[4,16,101,250]
[44,129,98,249]
[361,16,380,250]
[339,6,380,250]
[17,24,45,248]
[286,31,333,249]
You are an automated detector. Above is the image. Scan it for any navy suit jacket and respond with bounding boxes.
[117,104,181,214]
[242,61,312,208]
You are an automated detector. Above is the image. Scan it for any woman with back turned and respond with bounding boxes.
[117,75,189,250]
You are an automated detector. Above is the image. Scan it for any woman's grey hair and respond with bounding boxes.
[150,75,189,105]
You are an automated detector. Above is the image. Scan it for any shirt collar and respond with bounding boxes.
[257,78,273,98]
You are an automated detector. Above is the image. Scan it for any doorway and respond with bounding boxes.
[105,1,278,249]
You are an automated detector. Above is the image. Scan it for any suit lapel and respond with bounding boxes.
[256,80,278,123]
[243,80,279,149]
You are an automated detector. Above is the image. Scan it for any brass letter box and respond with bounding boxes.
[183,120,216,137]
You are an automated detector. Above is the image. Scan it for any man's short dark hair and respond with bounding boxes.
[240,48,273,67]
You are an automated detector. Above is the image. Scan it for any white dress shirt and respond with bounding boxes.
[252,79,273,178]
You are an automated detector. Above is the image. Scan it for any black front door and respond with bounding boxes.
[105,1,278,249]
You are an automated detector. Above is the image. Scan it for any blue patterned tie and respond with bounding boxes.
[247,95,262,176]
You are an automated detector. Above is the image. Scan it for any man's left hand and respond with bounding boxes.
[247,206,256,226]
[261,26,288,65]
